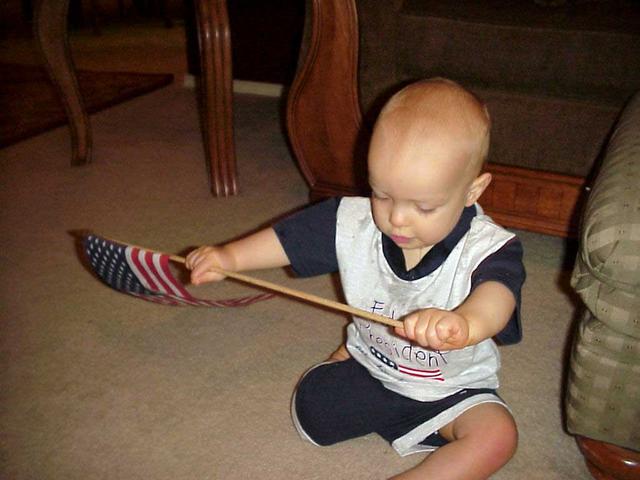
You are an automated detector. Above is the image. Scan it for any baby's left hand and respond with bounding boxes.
[395,308,469,351]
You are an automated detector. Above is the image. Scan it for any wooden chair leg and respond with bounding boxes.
[34,0,92,166]
[194,0,238,197]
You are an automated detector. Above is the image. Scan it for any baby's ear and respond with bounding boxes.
[465,172,492,206]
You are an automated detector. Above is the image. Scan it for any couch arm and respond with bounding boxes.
[571,91,640,339]
[566,92,640,452]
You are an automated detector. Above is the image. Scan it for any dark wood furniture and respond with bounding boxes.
[34,0,92,166]
[286,0,588,237]
[194,0,236,196]
[33,0,237,196]
[577,436,640,480]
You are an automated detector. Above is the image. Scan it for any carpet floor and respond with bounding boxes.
[0,62,173,147]
[0,85,591,479]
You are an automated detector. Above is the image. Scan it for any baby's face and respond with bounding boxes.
[368,126,480,252]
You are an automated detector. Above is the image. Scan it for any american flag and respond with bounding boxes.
[83,235,274,307]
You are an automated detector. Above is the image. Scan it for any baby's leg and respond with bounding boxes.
[391,403,517,480]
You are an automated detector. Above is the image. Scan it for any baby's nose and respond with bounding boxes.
[390,205,409,227]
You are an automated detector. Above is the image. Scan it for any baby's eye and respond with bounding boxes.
[416,204,434,214]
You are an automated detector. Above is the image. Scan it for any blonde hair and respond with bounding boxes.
[375,78,491,173]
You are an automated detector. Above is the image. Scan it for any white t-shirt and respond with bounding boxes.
[336,197,515,401]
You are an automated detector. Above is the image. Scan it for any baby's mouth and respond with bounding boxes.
[390,234,412,245]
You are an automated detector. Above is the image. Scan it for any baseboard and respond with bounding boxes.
[182,74,283,97]
[233,80,283,97]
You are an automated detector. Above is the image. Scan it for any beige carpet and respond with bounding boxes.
[0,85,591,479]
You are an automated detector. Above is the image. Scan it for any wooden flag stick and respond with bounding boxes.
[170,254,403,329]
[97,234,402,329]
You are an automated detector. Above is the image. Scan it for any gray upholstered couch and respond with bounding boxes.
[565,91,640,478]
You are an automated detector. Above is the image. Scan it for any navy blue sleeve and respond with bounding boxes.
[272,197,341,277]
[471,238,525,345]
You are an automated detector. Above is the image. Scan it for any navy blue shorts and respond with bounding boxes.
[292,358,502,454]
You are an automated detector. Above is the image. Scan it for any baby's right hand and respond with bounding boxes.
[185,246,230,285]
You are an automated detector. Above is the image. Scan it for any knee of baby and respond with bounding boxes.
[453,405,518,468]
[482,411,519,466]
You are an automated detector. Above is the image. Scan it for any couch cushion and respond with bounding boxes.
[478,88,618,176]
[571,92,640,339]
[401,0,640,32]
[356,0,640,178]
[397,0,640,102]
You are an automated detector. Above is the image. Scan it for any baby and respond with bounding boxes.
[187,78,525,480]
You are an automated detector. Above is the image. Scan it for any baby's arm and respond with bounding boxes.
[396,281,516,351]
[186,227,290,285]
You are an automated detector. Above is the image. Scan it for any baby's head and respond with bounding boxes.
[368,78,493,252]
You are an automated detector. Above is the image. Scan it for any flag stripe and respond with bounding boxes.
[145,252,197,306]
[126,247,156,291]
[148,251,176,295]
[157,253,193,298]
[144,250,172,294]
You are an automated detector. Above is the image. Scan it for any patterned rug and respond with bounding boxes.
[0,63,173,147]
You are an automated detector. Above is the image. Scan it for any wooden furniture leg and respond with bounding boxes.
[34,0,92,166]
[577,436,640,480]
[195,0,238,196]
[286,0,366,198]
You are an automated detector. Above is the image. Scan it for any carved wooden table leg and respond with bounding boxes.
[194,0,238,196]
[34,0,92,166]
